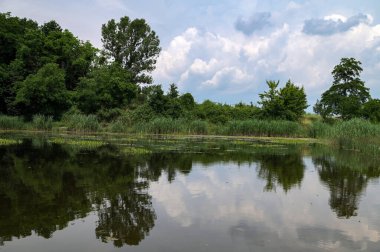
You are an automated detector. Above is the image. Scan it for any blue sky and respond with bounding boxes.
[1,0,380,108]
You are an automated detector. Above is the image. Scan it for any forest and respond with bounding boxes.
[1,12,380,147]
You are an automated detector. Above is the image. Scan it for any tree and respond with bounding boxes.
[101,16,161,84]
[362,99,380,122]
[279,80,308,121]
[258,80,307,121]
[13,63,70,119]
[314,58,370,120]
[76,64,137,114]
[258,80,283,119]
[167,83,179,99]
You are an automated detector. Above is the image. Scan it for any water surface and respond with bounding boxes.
[0,136,379,251]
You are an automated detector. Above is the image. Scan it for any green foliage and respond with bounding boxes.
[222,120,305,137]
[137,117,184,134]
[101,16,161,84]
[167,83,179,99]
[179,93,195,111]
[76,64,137,114]
[0,13,95,115]
[188,120,209,135]
[146,85,168,115]
[362,99,380,122]
[0,115,25,129]
[13,63,71,119]
[130,104,157,123]
[32,114,53,130]
[314,58,370,120]
[259,80,308,121]
[279,80,308,120]
[62,114,100,132]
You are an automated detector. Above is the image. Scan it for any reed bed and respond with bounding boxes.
[62,114,100,132]
[0,115,26,130]
[221,120,306,137]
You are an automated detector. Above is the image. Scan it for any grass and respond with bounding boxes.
[0,115,26,130]
[62,114,100,132]
[220,120,306,137]
[0,114,379,156]
[32,115,53,130]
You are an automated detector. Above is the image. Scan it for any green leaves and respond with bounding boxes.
[314,58,370,120]
[259,80,308,121]
[13,63,71,119]
[101,16,161,84]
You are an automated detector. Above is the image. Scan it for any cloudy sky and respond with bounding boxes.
[1,0,380,108]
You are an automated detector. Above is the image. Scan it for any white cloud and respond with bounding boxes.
[95,0,127,10]
[153,12,380,105]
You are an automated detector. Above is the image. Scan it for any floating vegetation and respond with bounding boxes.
[48,138,106,148]
[122,147,152,155]
[0,138,20,145]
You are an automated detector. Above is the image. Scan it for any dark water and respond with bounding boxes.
[0,136,380,251]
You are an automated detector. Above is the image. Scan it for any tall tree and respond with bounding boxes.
[101,16,161,84]
[314,58,370,119]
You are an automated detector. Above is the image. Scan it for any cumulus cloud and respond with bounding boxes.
[303,13,372,36]
[235,12,272,36]
[153,11,380,106]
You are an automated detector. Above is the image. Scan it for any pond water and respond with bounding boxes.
[0,135,380,251]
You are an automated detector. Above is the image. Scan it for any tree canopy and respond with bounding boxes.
[259,80,308,121]
[314,58,371,120]
[101,16,161,84]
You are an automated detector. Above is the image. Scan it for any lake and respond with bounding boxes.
[0,135,379,251]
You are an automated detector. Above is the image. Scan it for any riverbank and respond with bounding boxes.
[0,114,379,154]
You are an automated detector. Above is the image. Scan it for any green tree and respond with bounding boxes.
[279,80,308,121]
[314,58,370,120]
[259,80,308,121]
[167,83,179,99]
[362,99,380,122]
[179,93,195,111]
[147,85,168,115]
[76,64,137,115]
[101,16,161,84]
[13,63,71,119]
[258,80,283,119]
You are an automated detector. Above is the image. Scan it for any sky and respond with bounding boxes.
[1,0,380,109]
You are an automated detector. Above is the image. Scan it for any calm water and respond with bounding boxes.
[0,136,380,251]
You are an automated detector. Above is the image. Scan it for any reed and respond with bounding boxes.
[0,115,25,130]
[32,115,53,130]
[221,120,305,137]
[62,114,100,132]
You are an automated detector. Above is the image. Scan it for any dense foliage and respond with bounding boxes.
[0,13,379,130]
[314,58,372,120]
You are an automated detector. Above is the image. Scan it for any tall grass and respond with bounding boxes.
[221,120,306,137]
[325,119,380,152]
[62,114,100,132]
[0,115,25,130]
[188,120,209,135]
[134,117,185,134]
[32,115,53,130]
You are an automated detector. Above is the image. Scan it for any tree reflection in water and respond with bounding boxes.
[312,146,380,219]
[0,138,379,248]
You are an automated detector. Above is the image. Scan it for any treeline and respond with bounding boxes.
[0,12,307,123]
[0,12,379,128]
